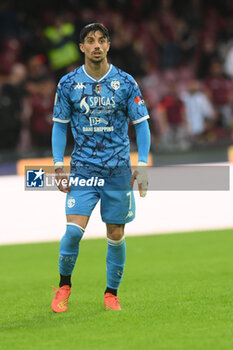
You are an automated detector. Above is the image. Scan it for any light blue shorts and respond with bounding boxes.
[65,174,135,224]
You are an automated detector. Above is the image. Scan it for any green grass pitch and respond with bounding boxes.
[1,229,233,350]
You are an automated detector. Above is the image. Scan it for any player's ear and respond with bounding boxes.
[79,43,85,53]
[107,41,110,52]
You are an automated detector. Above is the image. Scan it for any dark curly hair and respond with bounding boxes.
[80,23,110,43]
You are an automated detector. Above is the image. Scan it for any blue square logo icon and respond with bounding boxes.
[26,169,45,188]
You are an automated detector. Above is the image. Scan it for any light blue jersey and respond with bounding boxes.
[53,64,149,177]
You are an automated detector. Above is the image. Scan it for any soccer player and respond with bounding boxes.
[51,23,151,312]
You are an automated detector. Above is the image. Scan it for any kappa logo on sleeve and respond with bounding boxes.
[75,83,86,89]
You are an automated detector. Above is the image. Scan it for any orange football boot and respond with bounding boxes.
[104,293,122,310]
[51,285,71,313]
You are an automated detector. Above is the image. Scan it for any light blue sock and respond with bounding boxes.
[106,237,126,289]
[59,223,84,276]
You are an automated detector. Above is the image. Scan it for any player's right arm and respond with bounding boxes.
[52,79,71,193]
[52,122,70,193]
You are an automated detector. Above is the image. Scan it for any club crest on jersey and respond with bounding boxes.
[95,84,101,93]
[75,83,86,89]
[111,80,120,90]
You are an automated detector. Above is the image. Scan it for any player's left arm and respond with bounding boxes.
[126,75,151,197]
[130,120,151,197]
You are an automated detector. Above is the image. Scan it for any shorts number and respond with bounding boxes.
[126,191,132,210]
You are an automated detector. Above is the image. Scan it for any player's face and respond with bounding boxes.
[79,30,110,63]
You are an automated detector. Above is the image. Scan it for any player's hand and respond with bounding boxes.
[55,168,70,193]
[130,162,148,197]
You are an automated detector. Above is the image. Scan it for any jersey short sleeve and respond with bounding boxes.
[127,76,149,125]
[53,78,71,123]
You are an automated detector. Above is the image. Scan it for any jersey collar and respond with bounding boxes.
[82,64,112,82]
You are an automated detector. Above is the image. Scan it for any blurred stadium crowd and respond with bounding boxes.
[0,0,233,155]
